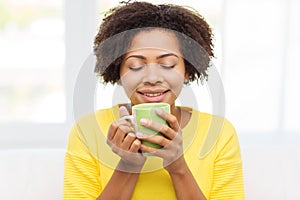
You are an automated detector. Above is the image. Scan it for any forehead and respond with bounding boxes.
[127,29,181,55]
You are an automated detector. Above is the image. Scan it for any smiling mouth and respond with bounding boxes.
[144,92,163,97]
[138,90,169,97]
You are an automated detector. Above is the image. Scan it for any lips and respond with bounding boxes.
[137,88,170,102]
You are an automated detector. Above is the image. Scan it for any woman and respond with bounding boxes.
[63,1,244,199]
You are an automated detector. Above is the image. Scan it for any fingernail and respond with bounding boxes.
[156,108,163,115]
[140,118,148,125]
[128,132,136,137]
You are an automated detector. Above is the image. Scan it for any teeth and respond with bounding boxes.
[144,93,162,97]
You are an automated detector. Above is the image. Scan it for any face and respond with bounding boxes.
[120,29,188,108]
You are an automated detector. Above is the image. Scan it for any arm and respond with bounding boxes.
[63,125,102,199]
[64,107,145,200]
[138,110,206,200]
[97,106,146,200]
[167,157,206,200]
[209,123,244,199]
[64,127,141,200]
[97,160,141,200]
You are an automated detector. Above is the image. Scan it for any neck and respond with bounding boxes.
[172,104,193,129]
[171,104,185,128]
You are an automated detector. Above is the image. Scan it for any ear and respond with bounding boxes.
[117,79,122,86]
[184,73,189,84]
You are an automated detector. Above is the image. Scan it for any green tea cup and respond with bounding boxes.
[132,103,170,149]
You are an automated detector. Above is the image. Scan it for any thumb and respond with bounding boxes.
[119,106,130,118]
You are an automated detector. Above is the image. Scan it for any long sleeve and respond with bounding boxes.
[209,122,244,199]
[63,124,102,199]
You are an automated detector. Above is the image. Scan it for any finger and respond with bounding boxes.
[113,125,132,146]
[156,108,180,132]
[140,143,163,157]
[137,133,169,147]
[107,121,118,141]
[121,132,136,150]
[119,106,130,118]
[129,139,141,152]
[119,106,135,126]
[140,141,180,160]
[107,120,131,141]
[140,118,176,140]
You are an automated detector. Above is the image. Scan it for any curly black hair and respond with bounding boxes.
[94,1,214,84]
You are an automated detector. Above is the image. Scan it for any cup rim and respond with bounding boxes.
[132,102,170,110]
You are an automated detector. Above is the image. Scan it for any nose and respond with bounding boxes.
[142,64,163,85]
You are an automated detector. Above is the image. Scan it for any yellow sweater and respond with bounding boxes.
[63,105,244,199]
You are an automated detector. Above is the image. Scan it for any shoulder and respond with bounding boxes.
[70,106,118,142]
[191,109,238,158]
[74,106,117,130]
[191,109,236,134]
[67,106,118,157]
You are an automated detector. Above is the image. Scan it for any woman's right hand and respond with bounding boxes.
[107,106,146,172]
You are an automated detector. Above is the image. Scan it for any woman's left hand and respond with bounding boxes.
[136,108,186,174]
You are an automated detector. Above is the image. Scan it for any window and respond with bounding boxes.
[284,0,300,133]
[0,0,65,123]
[0,0,99,148]
[222,0,300,141]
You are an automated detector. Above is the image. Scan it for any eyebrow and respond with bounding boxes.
[124,53,179,61]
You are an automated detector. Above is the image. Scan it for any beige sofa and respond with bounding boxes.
[1,145,300,200]
[0,149,65,200]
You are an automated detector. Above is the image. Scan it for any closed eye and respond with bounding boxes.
[129,65,145,71]
[160,64,175,69]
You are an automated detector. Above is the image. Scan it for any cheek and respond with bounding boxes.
[165,71,185,95]
[120,73,141,97]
